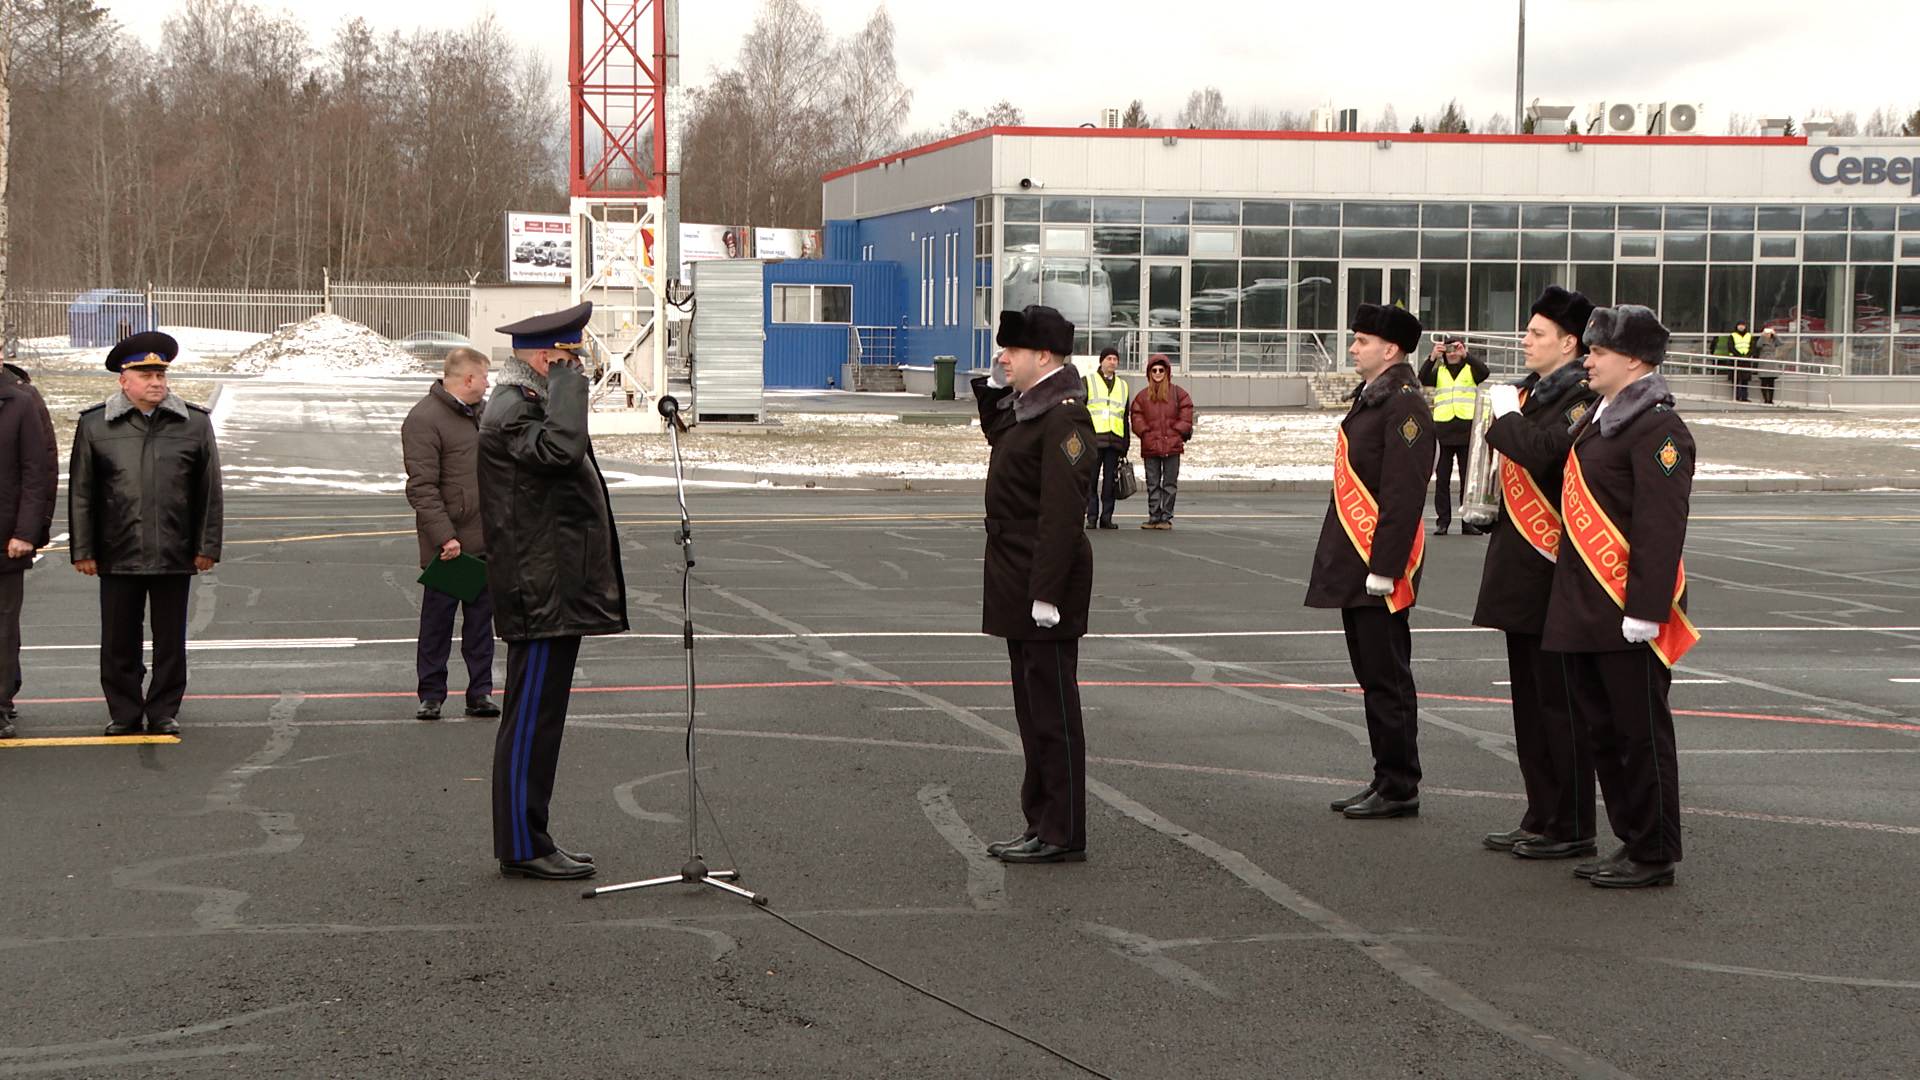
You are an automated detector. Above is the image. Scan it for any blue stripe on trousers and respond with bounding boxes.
[510,641,544,861]
[516,641,551,861]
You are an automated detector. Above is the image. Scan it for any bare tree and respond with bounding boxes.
[1482,112,1513,135]
[1724,111,1760,135]
[1373,104,1399,133]
[1176,86,1229,129]
[1862,106,1901,137]
[830,7,911,167]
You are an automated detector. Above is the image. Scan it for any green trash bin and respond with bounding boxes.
[932,355,957,400]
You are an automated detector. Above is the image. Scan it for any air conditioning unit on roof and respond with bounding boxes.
[1662,102,1703,134]
[1592,102,1652,135]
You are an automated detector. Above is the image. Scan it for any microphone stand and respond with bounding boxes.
[584,396,764,906]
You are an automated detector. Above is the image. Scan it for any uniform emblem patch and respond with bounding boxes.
[1399,417,1421,446]
[1565,401,1589,427]
[1062,431,1086,464]
[1656,436,1681,475]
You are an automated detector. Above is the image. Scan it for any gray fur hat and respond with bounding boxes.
[1583,304,1670,366]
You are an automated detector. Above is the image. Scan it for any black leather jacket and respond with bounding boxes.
[476,361,628,642]
[68,392,223,574]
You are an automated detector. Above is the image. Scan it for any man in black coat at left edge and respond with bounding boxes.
[971,305,1097,864]
[478,301,628,881]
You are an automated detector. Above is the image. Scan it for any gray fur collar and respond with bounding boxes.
[1597,372,1675,437]
[105,391,191,422]
[1526,360,1589,409]
[1006,363,1086,422]
[1353,360,1418,407]
[494,356,548,396]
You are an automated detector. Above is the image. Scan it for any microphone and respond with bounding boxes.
[657,394,687,432]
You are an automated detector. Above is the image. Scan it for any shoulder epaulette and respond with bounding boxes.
[186,401,212,414]
[519,385,541,401]
[79,402,105,415]
[1401,383,1422,394]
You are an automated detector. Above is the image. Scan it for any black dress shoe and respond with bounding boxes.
[1483,828,1542,852]
[557,848,594,865]
[147,717,180,736]
[1590,859,1675,889]
[1097,521,1118,530]
[500,851,597,880]
[0,718,15,740]
[415,701,442,721]
[986,833,1036,857]
[1461,522,1487,536]
[103,720,144,736]
[464,700,501,718]
[998,841,1086,864]
[1433,524,1449,536]
[1574,845,1630,880]
[1342,792,1419,819]
[1512,836,1598,860]
[1329,786,1376,812]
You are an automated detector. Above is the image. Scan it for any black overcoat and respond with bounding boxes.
[477,362,628,642]
[0,364,57,572]
[1471,365,1599,634]
[68,393,223,574]
[973,366,1096,640]
[1542,375,1694,655]
[1305,362,1435,610]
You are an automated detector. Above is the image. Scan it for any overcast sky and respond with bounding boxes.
[112,0,1920,136]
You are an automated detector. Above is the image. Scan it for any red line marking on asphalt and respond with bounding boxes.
[18,680,1918,733]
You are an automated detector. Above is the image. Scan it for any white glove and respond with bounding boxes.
[1365,574,1395,597]
[986,356,1010,389]
[1488,384,1521,419]
[1621,616,1661,644]
[1031,600,1062,628]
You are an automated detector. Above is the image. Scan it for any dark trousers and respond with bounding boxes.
[492,635,583,862]
[417,584,496,706]
[1085,446,1120,524]
[1758,374,1777,405]
[99,574,192,727]
[0,570,23,710]
[1505,632,1595,841]
[1006,637,1087,850]
[1340,606,1421,800]
[1564,648,1682,863]
[1144,454,1181,523]
[1733,356,1754,401]
[1433,444,1469,528]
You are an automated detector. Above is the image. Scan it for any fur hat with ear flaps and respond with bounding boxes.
[1583,304,1670,366]
[996,305,1076,358]
[1529,286,1596,350]
[1350,303,1422,357]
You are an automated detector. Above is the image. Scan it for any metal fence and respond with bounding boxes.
[849,325,898,366]
[2,279,473,351]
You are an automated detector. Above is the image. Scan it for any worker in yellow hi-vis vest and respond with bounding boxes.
[1418,335,1490,535]
[1083,347,1130,529]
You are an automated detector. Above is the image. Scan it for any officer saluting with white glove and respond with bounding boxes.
[1543,305,1700,890]
[972,306,1097,865]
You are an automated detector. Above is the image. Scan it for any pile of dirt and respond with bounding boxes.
[231,314,420,378]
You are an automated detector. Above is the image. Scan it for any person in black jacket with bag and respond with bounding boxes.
[478,302,628,881]
[972,305,1097,864]
[1475,287,1601,861]
[68,333,223,738]
[0,360,58,740]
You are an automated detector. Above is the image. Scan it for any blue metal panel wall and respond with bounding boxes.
[762,260,898,388]
[841,200,976,368]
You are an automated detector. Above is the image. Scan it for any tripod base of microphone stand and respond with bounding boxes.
[581,856,767,905]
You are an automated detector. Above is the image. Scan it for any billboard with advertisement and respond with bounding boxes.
[505,213,574,284]
[753,227,822,262]
[678,224,750,282]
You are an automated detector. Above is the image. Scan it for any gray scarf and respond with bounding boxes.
[1525,359,1589,410]
[104,391,192,423]
[1004,363,1087,423]
[493,355,548,396]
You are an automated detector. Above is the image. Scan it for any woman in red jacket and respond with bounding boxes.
[1128,354,1194,529]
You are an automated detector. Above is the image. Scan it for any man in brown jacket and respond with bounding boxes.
[0,360,59,740]
[402,347,498,721]
[1307,304,1436,821]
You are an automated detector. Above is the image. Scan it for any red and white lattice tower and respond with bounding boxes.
[570,0,676,432]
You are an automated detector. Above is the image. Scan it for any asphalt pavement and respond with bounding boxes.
[2,389,1918,1078]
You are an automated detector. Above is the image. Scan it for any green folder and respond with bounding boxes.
[417,553,489,603]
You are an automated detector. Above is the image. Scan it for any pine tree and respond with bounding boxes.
[1521,115,1536,135]
[1903,109,1920,137]
[1120,99,1150,128]
[1434,99,1469,134]
[1409,118,1426,134]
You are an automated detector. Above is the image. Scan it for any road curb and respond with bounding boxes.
[601,461,1920,496]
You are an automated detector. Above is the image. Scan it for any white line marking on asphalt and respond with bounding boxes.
[25,626,1920,653]
[1495,678,1726,686]
[916,785,1006,912]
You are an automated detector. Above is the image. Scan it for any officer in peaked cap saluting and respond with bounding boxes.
[1307,303,1436,821]
[69,331,224,737]
[477,302,628,880]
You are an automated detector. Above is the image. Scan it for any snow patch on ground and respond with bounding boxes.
[1694,462,1811,480]
[1691,415,1920,442]
[23,326,270,369]
[232,314,422,378]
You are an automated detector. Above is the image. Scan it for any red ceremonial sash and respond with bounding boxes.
[1500,457,1563,563]
[1561,449,1701,667]
[1333,428,1424,613]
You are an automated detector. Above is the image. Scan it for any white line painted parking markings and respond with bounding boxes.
[1495,678,1726,686]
